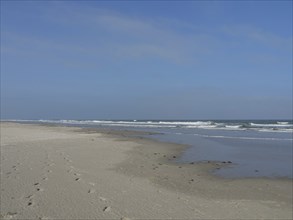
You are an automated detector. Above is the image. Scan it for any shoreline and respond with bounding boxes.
[24,121,293,180]
[95,126,292,200]
[1,122,292,219]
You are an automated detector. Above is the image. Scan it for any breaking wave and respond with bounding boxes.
[5,119,292,133]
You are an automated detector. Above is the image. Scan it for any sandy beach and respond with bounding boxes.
[0,122,292,219]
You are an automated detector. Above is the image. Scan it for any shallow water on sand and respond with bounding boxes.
[89,125,292,179]
[96,125,292,179]
[9,120,293,179]
[148,128,292,179]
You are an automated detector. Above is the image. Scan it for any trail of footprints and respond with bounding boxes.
[61,152,116,214]
[24,152,53,208]
[2,148,127,219]
[5,162,21,179]
[19,150,127,218]
[25,176,47,207]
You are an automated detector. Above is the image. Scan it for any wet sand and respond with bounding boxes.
[1,122,292,219]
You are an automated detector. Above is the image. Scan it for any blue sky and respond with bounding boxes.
[1,1,292,120]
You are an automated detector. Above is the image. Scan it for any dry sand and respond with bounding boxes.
[0,122,292,219]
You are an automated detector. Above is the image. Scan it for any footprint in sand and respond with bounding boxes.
[26,194,33,199]
[88,189,96,194]
[33,182,44,192]
[120,217,132,220]
[103,206,111,212]
[25,195,34,207]
[67,169,73,173]
[6,172,12,178]
[1,212,18,219]
[37,216,51,220]
[99,196,107,201]
[63,156,72,163]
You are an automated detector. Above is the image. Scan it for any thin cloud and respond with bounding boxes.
[3,3,291,67]
[221,25,292,50]
[38,5,216,64]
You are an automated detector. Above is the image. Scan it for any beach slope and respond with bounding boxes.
[0,122,292,219]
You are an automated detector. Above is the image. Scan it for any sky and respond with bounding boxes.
[1,1,292,120]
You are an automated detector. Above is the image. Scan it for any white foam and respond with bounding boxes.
[192,133,292,141]
[103,123,177,128]
[158,121,213,126]
[5,119,293,133]
[225,125,240,128]
[250,123,292,128]
[277,121,289,125]
[258,128,293,133]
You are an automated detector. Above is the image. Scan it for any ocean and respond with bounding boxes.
[8,119,293,179]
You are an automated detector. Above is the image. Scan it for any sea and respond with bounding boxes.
[7,119,293,179]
